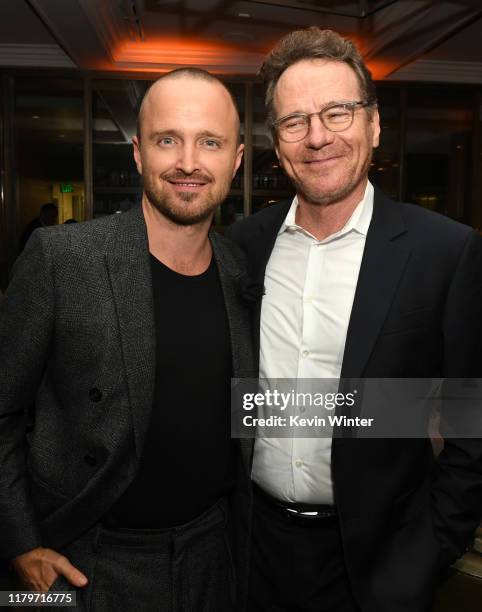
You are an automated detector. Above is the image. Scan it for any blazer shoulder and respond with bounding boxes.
[399,200,471,234]
[226,199,292,247]
[395,200,476,253]
[37,208,147,260]
[41,213,122,253]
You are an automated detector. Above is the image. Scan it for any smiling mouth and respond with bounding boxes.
[168,180,208,189]
[304,156,341,165]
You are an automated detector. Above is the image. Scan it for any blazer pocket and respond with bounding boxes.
[28,464,71,521]
[28,463,71,499]
[380,306,436,336]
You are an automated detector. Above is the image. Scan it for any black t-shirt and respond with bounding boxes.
[104,254,234,528]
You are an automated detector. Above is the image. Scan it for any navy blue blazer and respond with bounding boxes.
[227,187,482,612]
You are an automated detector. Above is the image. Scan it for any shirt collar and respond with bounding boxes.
[279,180,374,240]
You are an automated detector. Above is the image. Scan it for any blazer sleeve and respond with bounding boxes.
[0,230,55,559]
[431,229,482,567]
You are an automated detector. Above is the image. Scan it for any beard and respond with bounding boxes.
[142,170,231,226]
[292,147,373,207]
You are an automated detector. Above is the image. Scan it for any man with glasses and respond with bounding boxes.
[228,27,482,612]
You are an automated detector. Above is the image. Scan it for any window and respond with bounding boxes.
[15,77,84,243]
[405,87,473,222]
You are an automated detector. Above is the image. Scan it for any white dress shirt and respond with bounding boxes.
[253,181,374,504]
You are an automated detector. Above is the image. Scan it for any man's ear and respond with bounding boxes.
[132,136,143,174]
[233,143,244,177]
[274,145,283,169]
[371,107,381,149]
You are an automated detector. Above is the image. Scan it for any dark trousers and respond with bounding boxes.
[248,490,360,612]
[40,498,235,612]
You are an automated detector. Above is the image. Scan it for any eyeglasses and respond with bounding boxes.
[272,101,371,143]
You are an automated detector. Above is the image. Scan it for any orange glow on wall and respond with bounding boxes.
[113,36,264,74]
[87,32,397,80]
[366,59,398,81]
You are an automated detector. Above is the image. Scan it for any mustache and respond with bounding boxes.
[161,171,213,183]
[302,148,348,162]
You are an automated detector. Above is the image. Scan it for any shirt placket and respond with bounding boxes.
[292,237,323,497]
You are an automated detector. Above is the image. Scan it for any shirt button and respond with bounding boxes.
[295,459,304,468]
[302,350,310,358]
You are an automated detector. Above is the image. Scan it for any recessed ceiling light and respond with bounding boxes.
[59,134,65,138]
[238,13,250,18]
[32,115,40,119]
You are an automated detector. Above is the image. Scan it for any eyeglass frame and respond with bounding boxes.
[271,100,375,142]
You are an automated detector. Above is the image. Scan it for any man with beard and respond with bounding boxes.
[0,68,254,611]
[227,28,482,612]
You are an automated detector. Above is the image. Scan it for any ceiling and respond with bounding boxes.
[3,0,481,149]
[0,0,480,82]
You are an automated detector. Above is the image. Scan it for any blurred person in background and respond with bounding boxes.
[18,202,58,253]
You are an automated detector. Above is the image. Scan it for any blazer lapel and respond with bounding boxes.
[210,231,254,378]
[104,206,156,461]
[211,231,256,472]
[242,200,292,367]
[341,189,411,378]
[103,215,259,471]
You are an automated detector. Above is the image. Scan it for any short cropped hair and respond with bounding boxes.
[136,67,240,142]
[259,27,377,130]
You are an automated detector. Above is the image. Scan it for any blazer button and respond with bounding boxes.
[84,454,97,467]
[89,388,102,403]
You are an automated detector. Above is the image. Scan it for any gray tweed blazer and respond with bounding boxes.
[0,206,255,560]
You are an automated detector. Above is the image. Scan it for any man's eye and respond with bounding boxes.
[203,139,220,148]
[325,108,350,122]
[158,137,175,146]
[282,117,306,130]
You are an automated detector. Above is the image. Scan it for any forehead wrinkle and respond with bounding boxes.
[273,60,361,118]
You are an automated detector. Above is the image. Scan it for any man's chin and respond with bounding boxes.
[144,189,209,226]
[157,201,217,227]
[300,186,349,206]
[159,205,214,226]
[298,176,365,206]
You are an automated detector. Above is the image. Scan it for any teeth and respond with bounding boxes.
[175,183,203,187]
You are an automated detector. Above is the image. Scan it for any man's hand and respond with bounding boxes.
[11,547,88,592]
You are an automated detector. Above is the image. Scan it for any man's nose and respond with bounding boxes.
[304,114,336,149]
[175,144,200,174]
